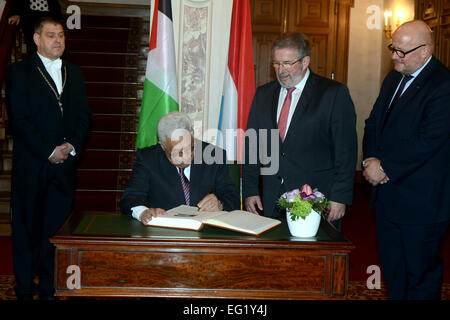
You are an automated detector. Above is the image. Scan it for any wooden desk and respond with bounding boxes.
[51,212,354,300]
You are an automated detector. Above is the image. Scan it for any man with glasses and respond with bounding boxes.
[363,20,450,299]
[243,33,357,230]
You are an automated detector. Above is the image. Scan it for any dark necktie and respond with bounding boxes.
[384,74,414,126]
[179,168,190,205]
[278,87,295,142]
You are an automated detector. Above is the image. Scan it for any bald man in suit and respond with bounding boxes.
[363,20,450,300]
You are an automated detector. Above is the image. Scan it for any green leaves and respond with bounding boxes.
[278,193,329,221]
[290,198,312,220]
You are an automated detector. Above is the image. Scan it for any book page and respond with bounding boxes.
[147,206,280,235]
[165,205,225,220]
[204,211,281,235]
[146,205,225,230]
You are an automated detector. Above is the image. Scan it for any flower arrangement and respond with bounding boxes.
[278,184,329,221]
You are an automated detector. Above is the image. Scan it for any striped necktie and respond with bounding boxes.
[179,168,190,206]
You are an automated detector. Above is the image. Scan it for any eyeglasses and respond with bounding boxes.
[272,58,302,69]
[387,44,426,58]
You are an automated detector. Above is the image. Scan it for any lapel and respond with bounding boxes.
[33,54,59,95]
[60,60,68,102]
[381,57,436,132]
[189,162,201,204]
[280,72,316,148]
[378,72,402,131]
[159,147,186,204]
[285,72,315,142]
[189,140,211,204]
[270,83,281,129]
[32,54,66,116]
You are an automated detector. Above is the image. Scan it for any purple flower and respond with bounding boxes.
[313,190,325,199]
[279,185,329,215]
[284,189,300,202]
[301,193,316,200]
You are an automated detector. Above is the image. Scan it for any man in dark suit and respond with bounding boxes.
[8,0,63,54]
[6,17,91,300]
[242,33,357,228]
[121,112,240,224]
[362,20,449,300]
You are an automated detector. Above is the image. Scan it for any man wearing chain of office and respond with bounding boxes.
[6,16,91,300]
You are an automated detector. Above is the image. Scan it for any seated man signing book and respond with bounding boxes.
[121,112,241,225]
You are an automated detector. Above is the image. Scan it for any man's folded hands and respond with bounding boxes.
[362,157,389,186]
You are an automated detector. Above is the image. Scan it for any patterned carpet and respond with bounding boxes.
[0,275,14,300]
[0,275,448,300]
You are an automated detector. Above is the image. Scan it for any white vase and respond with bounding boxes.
[286,209,321,237]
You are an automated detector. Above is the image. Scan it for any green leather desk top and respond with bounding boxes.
[70,213,349,243]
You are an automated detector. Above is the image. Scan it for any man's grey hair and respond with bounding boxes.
[272,32,311,60]
[157,112,194,146]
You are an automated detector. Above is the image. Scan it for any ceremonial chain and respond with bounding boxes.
[37,66,67,113]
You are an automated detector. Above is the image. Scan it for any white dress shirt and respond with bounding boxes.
[38,52,63,94]
[37,53,76,158]
[276,68,310,134]
[131,165,191,221]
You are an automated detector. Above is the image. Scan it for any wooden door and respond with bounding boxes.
[438,0,450,66]
[416,0,450,67]
[251,0,354,87]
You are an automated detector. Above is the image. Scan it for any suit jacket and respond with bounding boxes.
[120,141,241,215]
[243,71,358,217]
[6,53,91,197]
[363,56,450,224]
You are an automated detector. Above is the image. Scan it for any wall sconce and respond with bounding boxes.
[384,10,393,39]
[384,9,407,39]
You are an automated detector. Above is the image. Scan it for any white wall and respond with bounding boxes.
[347,0,414,168]
[347,0,383,168]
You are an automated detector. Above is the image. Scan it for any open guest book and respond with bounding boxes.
[145,205,281,236]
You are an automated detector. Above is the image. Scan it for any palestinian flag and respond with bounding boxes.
[136,0,178,148]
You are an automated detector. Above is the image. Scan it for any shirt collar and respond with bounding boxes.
[295,68,310,91]
[410,56,432,78]
[283,68,310,93]
[178,165,191,180]
[37,52,62,70]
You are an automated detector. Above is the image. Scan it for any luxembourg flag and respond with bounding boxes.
[136,0,178,148]
[218,0,255,162]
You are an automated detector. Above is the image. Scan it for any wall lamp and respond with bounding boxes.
[384,9,406,39]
